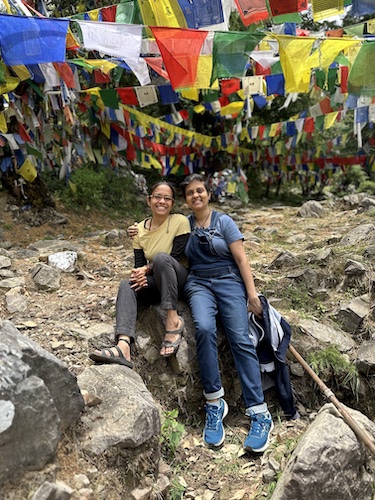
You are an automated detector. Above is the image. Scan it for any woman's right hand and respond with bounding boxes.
[126,222,139,239]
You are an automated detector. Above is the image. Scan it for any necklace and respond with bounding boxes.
[195,210,211,228]
[148,215,171,233]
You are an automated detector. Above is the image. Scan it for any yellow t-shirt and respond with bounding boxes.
[133,213,190,264]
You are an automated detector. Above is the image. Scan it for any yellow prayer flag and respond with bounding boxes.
[269,123,279,138]
[82,60,117,74]
[193,104,206,114]
[1,0,11,13]
[88,9,100,21]
[312,0,344,22]
[17,158,37,183]
[194,56,219,90]
[324,111,339,129]
[220,101,244,116]
[138,0,187,28]
[0,76,20,95]
[181,88,200,101]
[227,181,237,194]
[308,39,361,72]
[11,66,31,81]
[100,120,110,139]
[274,35,315,93]
[0,112,7,133]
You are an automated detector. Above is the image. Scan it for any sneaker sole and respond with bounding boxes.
[203,399,229,448]
[244,420,274,453]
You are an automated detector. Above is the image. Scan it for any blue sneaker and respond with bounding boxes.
[244,411,274,453]
[203,399,228,447]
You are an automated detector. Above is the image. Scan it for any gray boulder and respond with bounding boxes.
[0,320,84,485]
[271,403,375,500]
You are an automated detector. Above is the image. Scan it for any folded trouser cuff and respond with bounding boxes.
[204,387,225,401]
[245,402,268,416]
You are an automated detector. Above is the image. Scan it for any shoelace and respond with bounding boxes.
[205,405,221,430]
[250,415,267,436]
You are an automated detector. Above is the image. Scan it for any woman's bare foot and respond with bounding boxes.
[160,316,184,357]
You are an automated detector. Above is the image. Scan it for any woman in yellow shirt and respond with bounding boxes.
[89,181,190,368]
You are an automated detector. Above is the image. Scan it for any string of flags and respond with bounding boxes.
[0,0,373,190]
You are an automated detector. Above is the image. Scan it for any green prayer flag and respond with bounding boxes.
[100,89,119,109]
[271,13,302,24]
[348,42,375,96]
[211,32,265,86]
[26,144,43,161]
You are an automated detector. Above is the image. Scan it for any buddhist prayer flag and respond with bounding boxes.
[348,42,375,96]
[352,0,375,16]
[151,27,208,90]
[269,0,307,17]
[211,32,265,85]
[177,0,224,28]
[137,0,187,28]
[233,0,269,26]
[0,14,69,66]
[312,0,344,21]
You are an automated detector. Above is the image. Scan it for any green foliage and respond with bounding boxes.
[358,180,375,195]
[326,164,369,197]
[41,163,142,216]
[160,409,185,461]
[307,346,360,399]
[169,478,187,500]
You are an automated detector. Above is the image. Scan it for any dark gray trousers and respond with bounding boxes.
[115,252,188,341]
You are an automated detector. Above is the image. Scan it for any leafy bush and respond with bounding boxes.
[307,346,360,400]
[327,164,369,196]
[42,163,143,216]
[358,180,375,195]
[160,409,185,461]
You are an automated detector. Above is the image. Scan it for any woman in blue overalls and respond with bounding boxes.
[181,173,273,453]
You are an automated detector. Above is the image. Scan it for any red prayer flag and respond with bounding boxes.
[116,88,139,105]
[255,62,271,76]
[340,66,348,93]
[101,5,117,22]
[233,0,269,26]
[319,97,332,115]
[94,70,111,83]
[269,0,307,17]
[220,78,241,96]
[53,62,75,88]
[303,117,315,133]
[144,57,170,81]
[19,123,32,142]
[150,27,208,90]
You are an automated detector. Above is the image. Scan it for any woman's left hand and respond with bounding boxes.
[130,267,148,291]
[247,295,262,317]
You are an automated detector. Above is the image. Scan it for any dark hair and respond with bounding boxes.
[180,173,210,199]
[148,181,176,200]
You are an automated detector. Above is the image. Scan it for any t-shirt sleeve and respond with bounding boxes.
[174,214,191,236]
[218,214,244,245]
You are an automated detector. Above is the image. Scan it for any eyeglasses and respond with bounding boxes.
[149,194,174,202]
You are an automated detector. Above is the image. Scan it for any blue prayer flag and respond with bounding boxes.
[352,0,375,16]
[0,14,69,66]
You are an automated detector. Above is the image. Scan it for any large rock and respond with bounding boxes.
[340,224,375,246]
[271,403,375,500]
[0,320,84,485]
[298,318,356,352]
[78,365,160,455]
[0,320,84,430]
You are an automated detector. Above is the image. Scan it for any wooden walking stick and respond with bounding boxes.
[288,344,375,457]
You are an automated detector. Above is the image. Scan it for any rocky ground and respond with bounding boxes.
[1,189,374,499]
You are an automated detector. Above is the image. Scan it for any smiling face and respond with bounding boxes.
[147,183,174,217]
[184,179,210,213]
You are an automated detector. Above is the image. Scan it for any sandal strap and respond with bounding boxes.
[113,345,124,357]
[102,348,114,357]
[118,338,131,347]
